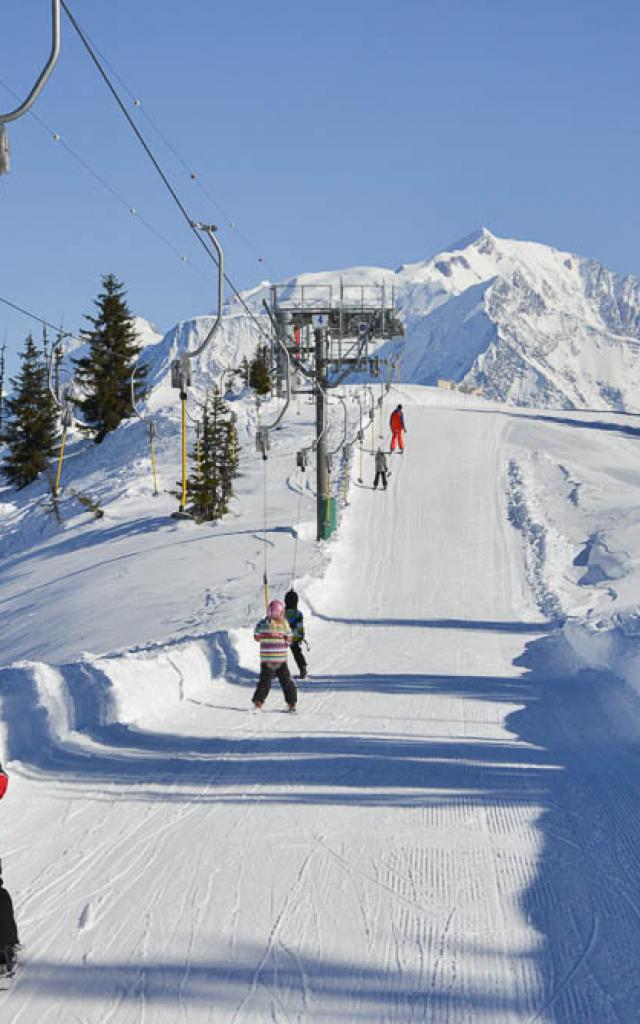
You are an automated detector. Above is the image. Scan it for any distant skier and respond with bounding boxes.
[389,404,406,452]
[373,448,389,490]
[284,589,307,679]
[0,875,19,977]
[252,599,297,711]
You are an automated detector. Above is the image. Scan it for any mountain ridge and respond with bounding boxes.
[137,230,640,413]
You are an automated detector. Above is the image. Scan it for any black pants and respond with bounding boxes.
[291,641,307,677]
[253,662,297,706]
[0,945,17,974]
[373,471,387,489]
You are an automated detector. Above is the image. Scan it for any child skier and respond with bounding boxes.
[389,404,406,452]
[284,589,307,679]
[373,448,389,490]
[252,599,297,711]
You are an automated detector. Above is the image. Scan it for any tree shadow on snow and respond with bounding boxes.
[5,637,640,1018]
[0,662,555,810]
[506,633,640,1022]
[12,946,537,1019]
[310,610,561,633]
[457,403,640,441]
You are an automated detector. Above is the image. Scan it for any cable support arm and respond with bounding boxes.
[48,336,67,410]
[130,349,150,422]
[253,300,291,431]
[267,315,329,455]
[0,0,61,124]
[366,385,376,420]
[47,336,90,430]
[346,391,366,447]
[186,223,224,358]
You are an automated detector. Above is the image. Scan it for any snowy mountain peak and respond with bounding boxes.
[390,232,640,410]
[444,225,496,253]
[132,230,640,415]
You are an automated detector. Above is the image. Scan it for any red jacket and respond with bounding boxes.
[390,409,405,432]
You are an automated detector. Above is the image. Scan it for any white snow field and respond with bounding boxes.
[2,385,640,1021]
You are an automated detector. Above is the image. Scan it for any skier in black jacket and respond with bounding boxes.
[0,875,19,975]
[284,590,307,679]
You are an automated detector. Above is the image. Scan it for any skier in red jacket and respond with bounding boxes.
[389,404,406,452]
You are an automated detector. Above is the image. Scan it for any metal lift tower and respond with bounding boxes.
[271,280,404,541]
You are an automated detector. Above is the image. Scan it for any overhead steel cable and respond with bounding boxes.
[63,23,272,275]
[0,293,83,345]
[0,77,212,285]
[60,0,272,346]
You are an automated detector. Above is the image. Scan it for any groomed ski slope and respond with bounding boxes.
[3,390,640,1021]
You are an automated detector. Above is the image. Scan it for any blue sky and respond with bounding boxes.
[1,0,639,371]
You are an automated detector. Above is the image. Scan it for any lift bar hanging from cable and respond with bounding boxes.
[0,0,62,174]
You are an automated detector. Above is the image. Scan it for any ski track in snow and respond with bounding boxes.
[2,388,640,1019]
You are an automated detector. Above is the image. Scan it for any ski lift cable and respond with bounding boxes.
[262,453,270,612]
[130,351,160,495]
[290,481,304,587]
[185,223,224,358]
[60,1,272,348]
[0,294,84,346]
[0,78,213,285]
[325,394,349,458]
[60,20,274,276]
[0,0,61,124]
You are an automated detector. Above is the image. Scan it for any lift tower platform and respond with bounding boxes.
[271,280,404,540]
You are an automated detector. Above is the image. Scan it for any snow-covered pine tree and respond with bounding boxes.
[2,333,59,488]
[220,413,239,506]
[249,344,272,395]
[74,274,146,442]
[186,389,239,522]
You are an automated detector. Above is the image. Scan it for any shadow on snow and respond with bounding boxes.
[3,631,640,1017]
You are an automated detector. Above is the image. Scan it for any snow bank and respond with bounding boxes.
[564,612,640,700]
[506,409,640,710]
[0,631,250,767]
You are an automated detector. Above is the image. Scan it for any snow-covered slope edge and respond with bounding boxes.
[504,408,640,704]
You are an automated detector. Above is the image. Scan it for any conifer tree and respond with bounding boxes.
[74,273,146,442]
[248,344,272,395]
[3,333,58,488]
[186,389,239,522]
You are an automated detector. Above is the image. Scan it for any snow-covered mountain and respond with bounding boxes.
[136,229,640,414]
[391,228,640,410]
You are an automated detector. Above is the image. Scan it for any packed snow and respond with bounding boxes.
[2,354,640,1020]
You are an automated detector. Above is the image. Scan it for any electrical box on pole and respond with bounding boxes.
[171,354,192,393]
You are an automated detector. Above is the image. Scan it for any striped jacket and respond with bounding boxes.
[254,617,292,664]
